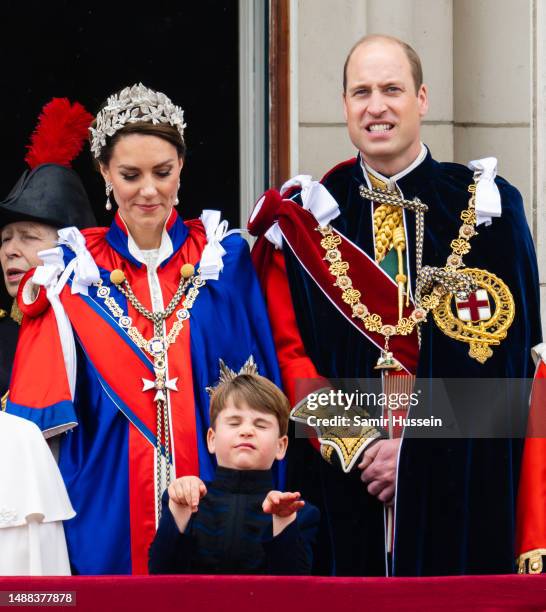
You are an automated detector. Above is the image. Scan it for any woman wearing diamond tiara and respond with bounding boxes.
[6,84,283,574]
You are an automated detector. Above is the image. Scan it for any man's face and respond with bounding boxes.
[0,221,58,298]
[207,399,288,470]
[343,40,428,176]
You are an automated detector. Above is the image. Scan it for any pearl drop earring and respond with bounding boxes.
[174,181,180,206]
[105,182,113,211]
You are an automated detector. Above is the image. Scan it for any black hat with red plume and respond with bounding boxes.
[0,98,96,229]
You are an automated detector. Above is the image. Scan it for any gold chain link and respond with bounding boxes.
[94,270,206,520]
[324,180,479,341]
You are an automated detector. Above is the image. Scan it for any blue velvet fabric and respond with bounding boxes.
[281,151,542,576]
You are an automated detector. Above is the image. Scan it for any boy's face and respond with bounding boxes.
[207,399,288,470]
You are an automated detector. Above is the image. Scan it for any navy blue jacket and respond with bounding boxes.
[149,467,319,575]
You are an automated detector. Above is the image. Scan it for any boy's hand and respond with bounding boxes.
[262,491,305,517]
[167,476,207,534]
[168,476,207,513]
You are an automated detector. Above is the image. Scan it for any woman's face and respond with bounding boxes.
[100,134,183,248]
[0,221,58,297]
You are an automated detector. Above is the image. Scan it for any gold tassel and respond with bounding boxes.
[393,226,407,319]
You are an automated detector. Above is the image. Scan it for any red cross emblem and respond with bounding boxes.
[455,289,492,322]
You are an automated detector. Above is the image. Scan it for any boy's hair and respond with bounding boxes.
[209,374,290,436]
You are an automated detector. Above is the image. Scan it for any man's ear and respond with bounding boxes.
[342,91,349,122]
[206,427,216,454]
[275,435,288,461]
[417,84,429,118]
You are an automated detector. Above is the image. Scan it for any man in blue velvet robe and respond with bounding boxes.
[248,34,542,576]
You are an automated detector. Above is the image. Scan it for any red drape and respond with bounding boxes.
[1,575,546,612]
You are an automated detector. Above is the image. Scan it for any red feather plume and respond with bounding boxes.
[24,98,94,169]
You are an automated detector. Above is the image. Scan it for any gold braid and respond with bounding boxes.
[368,173,404,263]
[373,206,403,263]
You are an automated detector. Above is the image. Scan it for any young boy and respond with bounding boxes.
[148,373,319,575]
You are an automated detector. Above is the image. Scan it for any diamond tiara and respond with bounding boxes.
[89,83,186,159]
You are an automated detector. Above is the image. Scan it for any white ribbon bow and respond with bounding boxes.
[31,242,79,401]
[56,227,100,295]
[32,247,66,290]
[532,343,546,367]
[280,174,340,227]
[261,174,341,249]
[200,210,228,280]
[468,158,502,227]
[264,223,284,249]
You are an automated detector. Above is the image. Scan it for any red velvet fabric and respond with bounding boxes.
[274,199,419,373]
[1,575,545,611]
[253,246,322,452]
[259,249,323,406]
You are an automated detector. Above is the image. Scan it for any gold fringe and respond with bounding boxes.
[516,549,546,574]
[320,443,334,464]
